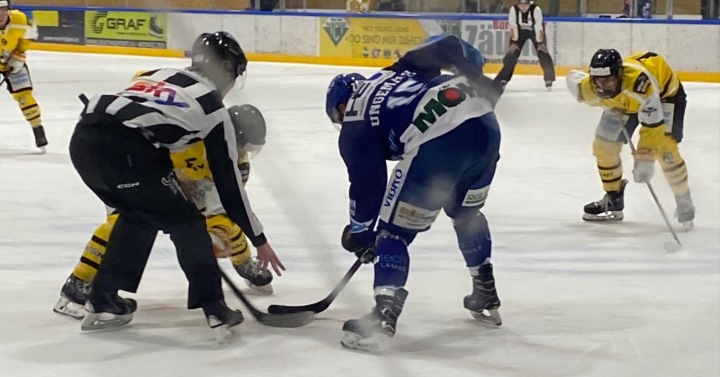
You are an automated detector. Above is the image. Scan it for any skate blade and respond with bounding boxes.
[212,324,239,345]
[583,211,623,222]
[38,146,47,154]
[470,308,502,326]
[81,312,133,331]
[340,331,391,353]
[53,297,86,320]
[243,280,273,295]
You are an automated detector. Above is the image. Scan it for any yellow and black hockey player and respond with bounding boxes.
[566,49,695,228]
[0,0,47,151]
[54,104,272,320]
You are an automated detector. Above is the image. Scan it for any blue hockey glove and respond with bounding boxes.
[341,225,375,263]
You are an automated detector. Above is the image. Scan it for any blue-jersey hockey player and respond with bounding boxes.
[325,35,505,353]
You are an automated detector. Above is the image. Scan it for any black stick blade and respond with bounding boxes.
[257,311,315,327]
[267,303,326,315]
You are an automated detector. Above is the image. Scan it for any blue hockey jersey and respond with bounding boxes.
[338,35,502,233]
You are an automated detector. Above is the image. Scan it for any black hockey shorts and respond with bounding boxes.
[69,114,201,228]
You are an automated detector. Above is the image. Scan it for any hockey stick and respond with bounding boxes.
[267,253,368,315]
[219,267,315,327]
[622,128,682,252]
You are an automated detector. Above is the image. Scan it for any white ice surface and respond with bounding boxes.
[0,52,718,377]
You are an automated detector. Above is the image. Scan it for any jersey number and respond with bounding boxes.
[343,80,373,122]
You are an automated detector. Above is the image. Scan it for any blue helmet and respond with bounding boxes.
[325,73,366,124]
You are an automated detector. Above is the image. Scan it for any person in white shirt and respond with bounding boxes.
[494,0,556,90]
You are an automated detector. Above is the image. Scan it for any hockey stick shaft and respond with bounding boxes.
[622,128,682,246]
[219,268,265,319]
[268,256,364,314]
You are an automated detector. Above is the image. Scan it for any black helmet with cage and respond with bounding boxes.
[190,31,248,94]
[589,48,624,99]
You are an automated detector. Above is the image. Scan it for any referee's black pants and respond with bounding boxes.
[495,29,556,84]
[69,113,223,309]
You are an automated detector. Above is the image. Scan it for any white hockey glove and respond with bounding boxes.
[632,148,656,183]
[566,70,588,102]
[4,52,26,74]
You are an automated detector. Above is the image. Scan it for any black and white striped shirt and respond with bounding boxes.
[82,68,266,246]
[508,3,545,42]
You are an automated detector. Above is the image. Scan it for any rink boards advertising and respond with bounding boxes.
[461,19,559,65]
[15,5,719,82]
[84,11,167,48]
[319,17,430,60]
[31,10,84,45]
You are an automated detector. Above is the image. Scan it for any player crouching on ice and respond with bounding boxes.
[326,34,505,353]
[67,32,285,340]
[54,104,272,320]
[566,49,695,229]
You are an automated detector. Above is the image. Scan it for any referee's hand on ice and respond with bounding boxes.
[256,242,286,276]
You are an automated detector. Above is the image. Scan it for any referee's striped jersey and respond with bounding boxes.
[81,68,266,246]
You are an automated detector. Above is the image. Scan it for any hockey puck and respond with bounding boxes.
[663,241,682,253]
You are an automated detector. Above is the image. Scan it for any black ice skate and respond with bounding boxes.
[81,292,137,331]
[202,300,244,344]
[148,14,164,38]
[341,288,408,353]
[675,191,695,230]
[463,263,502,326]
[53,274,91,320]
[233,258,273,294]
[583,179,628,221]
[545,81,553,92]
[32,126,48,153]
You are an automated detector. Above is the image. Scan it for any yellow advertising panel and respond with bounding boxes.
[85,11,166,48]
[31,11,59,27]
[320,17,429,60]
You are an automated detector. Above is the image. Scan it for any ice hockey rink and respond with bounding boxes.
[1,51,718,377]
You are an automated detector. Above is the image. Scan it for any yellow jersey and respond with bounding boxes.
[0,10,38,71]
[576,52,679,126]
[567,52,681,150]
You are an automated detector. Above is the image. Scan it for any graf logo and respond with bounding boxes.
[91,11,147,33]
[323,18,350,47]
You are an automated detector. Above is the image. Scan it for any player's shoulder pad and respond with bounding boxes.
[10,10,31,25]
[633,73,651,94]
